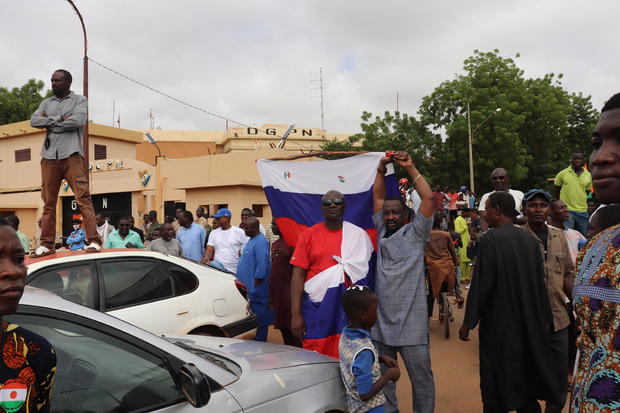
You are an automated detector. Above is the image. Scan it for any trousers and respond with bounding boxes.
[373,341,435,413]
[40,153,101,249]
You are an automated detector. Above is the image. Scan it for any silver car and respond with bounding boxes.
[10,288,346,412]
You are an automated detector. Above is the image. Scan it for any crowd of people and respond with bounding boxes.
[0,68,618,413]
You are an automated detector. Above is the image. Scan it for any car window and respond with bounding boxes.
[164,262,199,294]
[6,313,183,413]
[101,260,173,311]
[29,264,95,308]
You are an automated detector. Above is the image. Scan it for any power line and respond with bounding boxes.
[87,57,316,151]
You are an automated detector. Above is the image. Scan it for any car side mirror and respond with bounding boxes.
[178,363,211,407]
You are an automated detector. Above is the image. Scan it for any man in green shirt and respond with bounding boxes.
[104,217,145,249]
[5,215,30,253]
[554,151,592,236]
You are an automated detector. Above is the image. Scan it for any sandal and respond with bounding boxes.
[30,246,56,258]
[84,243,102,253]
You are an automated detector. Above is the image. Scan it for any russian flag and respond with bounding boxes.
[257,152,397,358]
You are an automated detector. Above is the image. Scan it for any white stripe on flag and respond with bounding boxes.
[257,152,394,194]
[0,388,27,402]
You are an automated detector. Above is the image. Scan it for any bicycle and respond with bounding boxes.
[438,284,454,339]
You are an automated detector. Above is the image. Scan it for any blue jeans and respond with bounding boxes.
[566,211,589,237]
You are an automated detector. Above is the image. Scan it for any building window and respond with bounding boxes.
[251,204,264,217]
[94,144,107,160]
[217,204,228,211]
[15,148,31,162]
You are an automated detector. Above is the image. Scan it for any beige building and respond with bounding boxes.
[0,120,352,245]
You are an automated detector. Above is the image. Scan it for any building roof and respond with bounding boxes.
[0,120,142,144]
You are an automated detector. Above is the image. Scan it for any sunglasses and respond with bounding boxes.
[346,285,366,292]
[322,198,344,207]
[491,176,506,181]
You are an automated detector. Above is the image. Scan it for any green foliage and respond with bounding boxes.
[419,49,598,193]
[327,50,599,194]
[0,79,52,125]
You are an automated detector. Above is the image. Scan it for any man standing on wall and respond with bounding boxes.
[30,69,102,256]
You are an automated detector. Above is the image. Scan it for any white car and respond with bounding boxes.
[25,249,257,338]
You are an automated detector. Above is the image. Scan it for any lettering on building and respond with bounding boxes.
[245,127,313,137]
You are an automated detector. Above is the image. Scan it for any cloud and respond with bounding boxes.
[1,0,617,133]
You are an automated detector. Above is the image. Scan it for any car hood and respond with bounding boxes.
[164,335,337,370]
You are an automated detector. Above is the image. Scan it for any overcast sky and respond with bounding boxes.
[1,0,618,133]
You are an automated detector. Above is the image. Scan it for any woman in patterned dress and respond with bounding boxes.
[571,93,620,412]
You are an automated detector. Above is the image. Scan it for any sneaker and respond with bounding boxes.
[465,285,470,290]
[84,243,102,253]
[30,246,55,258]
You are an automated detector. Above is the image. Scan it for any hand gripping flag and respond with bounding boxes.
[257,152,397,357]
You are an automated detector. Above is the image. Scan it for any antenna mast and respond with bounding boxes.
[311,68,325,129]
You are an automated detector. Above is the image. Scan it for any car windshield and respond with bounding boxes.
[170,340,241,377]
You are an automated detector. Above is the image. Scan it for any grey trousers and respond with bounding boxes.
[373,340,435,413]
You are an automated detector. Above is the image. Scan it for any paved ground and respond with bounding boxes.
[267,291,570,412]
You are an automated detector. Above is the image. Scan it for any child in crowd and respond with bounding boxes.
[339,286,400,413]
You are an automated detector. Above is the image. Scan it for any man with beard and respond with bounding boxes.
[459,192,562,412]
[371,151,436,413]
[522,189,575,412]
[30,69,102,256]
[572,93,620,412]
[554,152,592,236]
[290,190,374,358]
[478,168,524,231]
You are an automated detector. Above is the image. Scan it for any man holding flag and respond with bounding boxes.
[372,151,436,413]
[257,152,394,359]
[290,190,374,358]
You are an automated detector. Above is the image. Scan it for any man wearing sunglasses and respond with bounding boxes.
[478,168,524,232]
[290,190,374,358]
[371,151,436,413]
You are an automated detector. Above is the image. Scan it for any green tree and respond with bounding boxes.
[0,79,51,125]
[322,111,443,183]
[418,50,598,193]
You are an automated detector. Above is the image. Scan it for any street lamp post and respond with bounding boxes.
[65,0,89,167]
[466,105,500,195]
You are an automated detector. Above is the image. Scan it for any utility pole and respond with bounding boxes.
[65,0,89,168]
[149,108,155,129]
[467,103,475,194]
[311,68,325,129]
[396,91,400,112]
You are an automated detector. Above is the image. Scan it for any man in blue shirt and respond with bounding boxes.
[176,210,206,263]
[236,217,273,341]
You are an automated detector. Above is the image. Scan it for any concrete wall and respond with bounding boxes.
[136,141,217,165]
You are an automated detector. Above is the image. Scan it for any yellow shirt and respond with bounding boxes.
[554,165,592,213]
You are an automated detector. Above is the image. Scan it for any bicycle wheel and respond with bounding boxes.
[441,292,450,339]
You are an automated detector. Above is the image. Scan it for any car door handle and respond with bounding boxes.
[177,310,190,316]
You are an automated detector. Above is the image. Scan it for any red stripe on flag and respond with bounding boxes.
[303,334,341,359]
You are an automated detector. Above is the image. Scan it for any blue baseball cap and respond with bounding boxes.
[523,189,552,203]
[212,208,232,218]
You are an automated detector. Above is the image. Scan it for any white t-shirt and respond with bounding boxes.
[207,226,247,273]
[479,189,525,217]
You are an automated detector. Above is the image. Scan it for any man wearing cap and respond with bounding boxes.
[522,189,575,412]
[478,168,524,231]
[201,208,246,273]
[554,151,592,237]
